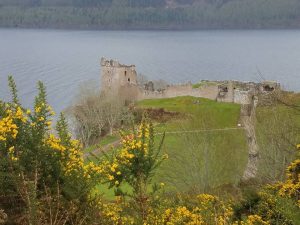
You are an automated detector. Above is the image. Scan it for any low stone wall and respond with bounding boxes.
[197,85,219,100]
[117,80,278,106]
[138,83,220,101]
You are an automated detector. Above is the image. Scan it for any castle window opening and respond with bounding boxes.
[125,71,127,76]
[263,85,274,92]
[128,78,130,82]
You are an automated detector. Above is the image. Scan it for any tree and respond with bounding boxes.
[102,92,127,135]
[68,82,130,146]
[68,89,106,147]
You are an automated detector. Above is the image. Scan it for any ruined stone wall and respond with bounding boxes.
[197,85,219,100]
[100,58,279,105]
[119,84,141,102]
[233,90,251,104]
[164,84,193,98]
[216,81,235,103]
[139,83,220,100]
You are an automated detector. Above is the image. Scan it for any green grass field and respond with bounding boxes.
[91,95,300,199]
[255,103,300,182]
[90,96,248,199]
[137,96,248,193]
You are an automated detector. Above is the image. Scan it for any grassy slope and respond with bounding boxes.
[137,96,248,193]
[90,94,299,213]
[94,95,300,199]
[92,96,247,199]
[255,99,300,182]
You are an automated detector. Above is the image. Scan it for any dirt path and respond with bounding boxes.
[241,100,259,180]
[155,127,244,135]
[84,127,244,159]
[84,139,121,159]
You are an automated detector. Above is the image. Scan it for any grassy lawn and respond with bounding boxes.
[137,96,248,193]
[92,95,300,199]
[137,96,241,127]
[92,96,248,199]
[93,183,133,200]
[255,103,300,182]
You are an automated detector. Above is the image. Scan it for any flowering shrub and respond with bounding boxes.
[240,215,270,225]
[100,200,135,225]
[278,144,300,206]
[0,77,102,224]
[101,118,167,221]
[147,194,234,225]
[233,143,300,225]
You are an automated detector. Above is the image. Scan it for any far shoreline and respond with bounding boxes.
[1,26,300,33]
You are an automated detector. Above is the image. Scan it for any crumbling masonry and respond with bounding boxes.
[100,57,280,104]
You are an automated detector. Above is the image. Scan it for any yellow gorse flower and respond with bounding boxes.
[241,215,270,225]
[7,146,18,161]
[277,144,300,201]
[35,106,41,113]
[45,134,66,152]
[0,109,19,141]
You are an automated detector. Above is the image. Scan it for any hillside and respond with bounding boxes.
[93,96,248,198]
[137,96,248,192]
[1,0,300,29]
[93,95,300,199]
[1,76,300,224]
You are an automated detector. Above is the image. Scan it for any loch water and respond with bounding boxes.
[0,29,300,113]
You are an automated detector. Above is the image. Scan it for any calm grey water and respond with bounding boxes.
[0,29,300,113]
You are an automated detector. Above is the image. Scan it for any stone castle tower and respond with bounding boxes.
[101,57,138,92]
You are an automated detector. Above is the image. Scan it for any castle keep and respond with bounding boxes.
[101,57,137,91]
[100,57,280,105]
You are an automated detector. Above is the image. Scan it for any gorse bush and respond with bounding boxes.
[0,76,103,224]
[100,119,167,221]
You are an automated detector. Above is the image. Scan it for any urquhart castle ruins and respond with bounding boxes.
[100,57,280,105]
[100,57,280,180]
